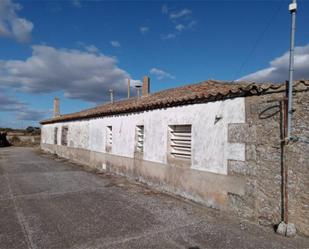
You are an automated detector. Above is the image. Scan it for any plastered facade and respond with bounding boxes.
[41,97,246,175]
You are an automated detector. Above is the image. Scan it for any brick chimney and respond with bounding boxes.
[53,97,60,118]
[142,76,150,97]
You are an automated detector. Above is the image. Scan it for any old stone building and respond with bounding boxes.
[40,78,309,236]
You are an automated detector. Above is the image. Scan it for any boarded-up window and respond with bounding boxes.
[169,125,192,160]
[54,127,58,145]
[106,126,112,152]
[61,126,68,146]
[135,125,144,153]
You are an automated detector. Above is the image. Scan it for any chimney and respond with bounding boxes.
[142,76,150,97]
[109,89,114,104]
[127,78,131,99]
[53,97,60,118]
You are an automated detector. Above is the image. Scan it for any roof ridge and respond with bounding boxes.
[41,79,309,124]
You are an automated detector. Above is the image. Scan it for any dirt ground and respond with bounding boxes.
[0,147,308,249]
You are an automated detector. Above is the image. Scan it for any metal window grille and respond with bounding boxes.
[169,125,192,160]
[54,127,58,145]
[136,125,144,153]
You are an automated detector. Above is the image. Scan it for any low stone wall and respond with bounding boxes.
[41,143,245,211]
[7,133,40,146]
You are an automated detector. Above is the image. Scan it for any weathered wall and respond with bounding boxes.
[41,91,309,236]
[42,98,245,175]
[41,143,246,210]
[228,90,309,236]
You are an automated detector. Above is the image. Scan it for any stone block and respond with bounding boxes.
[276,222,287,235]
[228,123,256,144]
[228,160,255,176]
[286,223,296,237]
[246,144,257,161]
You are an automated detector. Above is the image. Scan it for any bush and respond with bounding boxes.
[0,132,11,147]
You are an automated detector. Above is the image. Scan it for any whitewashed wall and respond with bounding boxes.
[41,97,245,175]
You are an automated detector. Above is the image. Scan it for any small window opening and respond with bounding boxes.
[54,127,58,145]
[61,126,68,146]
[136,125,144,153]
[169,125,192,160]
[106,126,112,152]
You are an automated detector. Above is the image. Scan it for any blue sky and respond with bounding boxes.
[0,0,309,128]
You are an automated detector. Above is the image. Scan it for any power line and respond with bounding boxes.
[232,0,285,82]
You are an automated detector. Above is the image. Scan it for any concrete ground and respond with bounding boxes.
[0,147,308,249]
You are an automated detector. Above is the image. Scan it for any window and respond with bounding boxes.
[106,126,112,152]
[54,127,58,145]
[135,125,144,153]
[169,125,192,160]
[61,126,68,146]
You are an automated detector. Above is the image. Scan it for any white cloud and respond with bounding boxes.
[175,24,185,32]
[110,40,121,48]
[187,20,197,29]
[71,0,81,8]
[0,45,132,103]
[0,91,26,112]
[162,4,168,15]
[238,43,309,83]
[170,9,192,20]
[140,26,149,34]
[161,7,196,40]
[16,109,47,121]
[150,68,175,80]
[0,0,33,43]
[161,33,176,40]
[85,45,99,53]
[76,42,99,53]
[0,91,47,121]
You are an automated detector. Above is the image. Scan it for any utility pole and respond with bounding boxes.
[287,0,297,141]
[277,0,297,237]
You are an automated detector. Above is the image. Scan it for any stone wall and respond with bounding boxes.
[228,90,309,236]
[7,132,40,146]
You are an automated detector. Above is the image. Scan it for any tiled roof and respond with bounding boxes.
[40,80,309,124]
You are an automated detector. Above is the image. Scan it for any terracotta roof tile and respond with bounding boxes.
[40,79,309,124]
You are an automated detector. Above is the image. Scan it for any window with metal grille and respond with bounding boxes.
[136,125,144,153]
[106,126,112,152]
[61,126,68,146]
[169,125,192,160]
[54,127,58,145]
